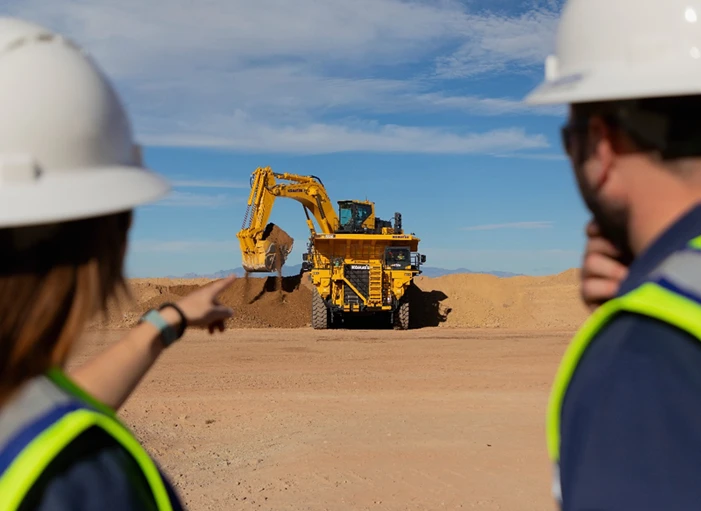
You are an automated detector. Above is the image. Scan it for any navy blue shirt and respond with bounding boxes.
[21,426,185,510]
[560,203,701,510]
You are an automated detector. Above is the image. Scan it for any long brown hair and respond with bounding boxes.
[0,210,132,405]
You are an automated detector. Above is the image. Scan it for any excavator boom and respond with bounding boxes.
[236,167,339,272]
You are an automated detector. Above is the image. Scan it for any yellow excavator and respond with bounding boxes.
[236,166,426,329]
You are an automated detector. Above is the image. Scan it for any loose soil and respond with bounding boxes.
[262,223,294,261]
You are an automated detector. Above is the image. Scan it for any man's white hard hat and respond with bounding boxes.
[525,0,701,105]
[0,17,169,228]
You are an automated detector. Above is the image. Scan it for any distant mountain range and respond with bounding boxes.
[166,265,523,279]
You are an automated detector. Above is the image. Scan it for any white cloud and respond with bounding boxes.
[142,112,549,154]
[411,93,565,117]
[461,221,554,231]
[434,7,559,78]
[5,0,561,154]
[7,0,467,75]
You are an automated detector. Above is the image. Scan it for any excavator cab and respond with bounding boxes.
[337,200,374,233]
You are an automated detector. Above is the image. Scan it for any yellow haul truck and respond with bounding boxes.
[236,167,426,329]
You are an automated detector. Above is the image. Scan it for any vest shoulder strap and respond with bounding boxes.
[547,243,701,462]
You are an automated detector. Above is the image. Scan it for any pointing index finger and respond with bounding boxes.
[206,275,237,295]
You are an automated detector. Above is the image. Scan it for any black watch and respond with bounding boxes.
[138,303,187,347]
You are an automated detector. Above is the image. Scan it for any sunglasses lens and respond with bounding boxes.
[560,125,572,153]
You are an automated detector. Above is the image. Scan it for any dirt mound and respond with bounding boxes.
[411,269,588,330]
[221,275,311,328]
[87,269,589,331]
[87,275,313,330]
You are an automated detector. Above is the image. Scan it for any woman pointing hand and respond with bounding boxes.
[71,275,237,412]
[0,17,235,510]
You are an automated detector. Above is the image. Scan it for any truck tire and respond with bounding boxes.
[394,301,410,330]
[312,288,329,329]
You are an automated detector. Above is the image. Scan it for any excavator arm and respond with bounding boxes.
[236,167,340,272]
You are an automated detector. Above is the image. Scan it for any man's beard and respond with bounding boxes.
[575,167,635,265]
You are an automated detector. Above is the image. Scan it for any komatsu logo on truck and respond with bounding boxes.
[349,265,370,270]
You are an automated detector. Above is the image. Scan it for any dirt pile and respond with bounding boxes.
[87,274,313,330]
[223,275,311,328]
[87,268,589,331]
[411,268,588,330]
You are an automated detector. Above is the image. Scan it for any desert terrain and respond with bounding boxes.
[71,270,588,510]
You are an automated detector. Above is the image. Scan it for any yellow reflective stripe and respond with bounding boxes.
[546,281,701,461]
[688,234,701,250]
[546,301,618,460]
[0,410,172,511]
[90,411,173,511]
[0,410,95,510]
[621,282,701,338]
[0,416,74,510]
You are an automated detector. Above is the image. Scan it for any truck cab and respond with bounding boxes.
[385,246,411,270]
[385,246,427,272]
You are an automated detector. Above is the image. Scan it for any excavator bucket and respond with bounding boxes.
[240,223,294,273]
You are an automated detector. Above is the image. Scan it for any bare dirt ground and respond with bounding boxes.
[69,326,569,511]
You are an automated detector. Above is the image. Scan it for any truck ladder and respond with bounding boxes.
[368,265,383,305]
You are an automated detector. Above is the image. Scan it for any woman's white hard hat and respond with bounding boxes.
[525,0,701,105]
[0,17,169,228]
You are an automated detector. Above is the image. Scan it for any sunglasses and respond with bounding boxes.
[560,118,590,155]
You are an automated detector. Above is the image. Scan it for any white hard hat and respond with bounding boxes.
[525,0,701,105]
[0,17,169,228]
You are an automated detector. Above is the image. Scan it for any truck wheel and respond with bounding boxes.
[394,301,410,330]
[312,288,329,329]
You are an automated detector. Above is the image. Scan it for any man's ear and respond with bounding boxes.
[588,116,617,190]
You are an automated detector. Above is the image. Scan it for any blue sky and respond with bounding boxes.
[8,0,591,276]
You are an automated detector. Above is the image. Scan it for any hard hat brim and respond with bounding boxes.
[525,68,701,105]
[0,165,170,228]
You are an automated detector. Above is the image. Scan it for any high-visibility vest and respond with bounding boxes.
[0,367,180,511]
[546,235,701,506]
